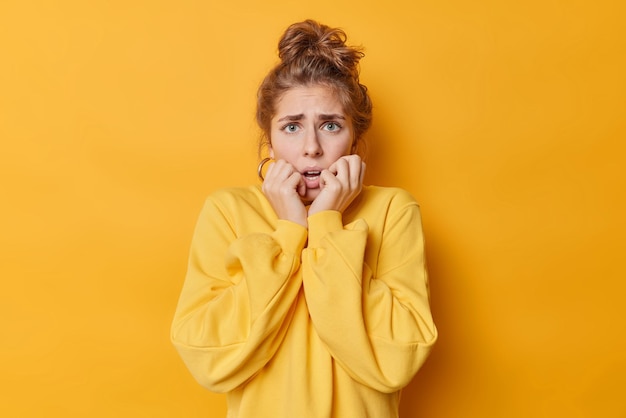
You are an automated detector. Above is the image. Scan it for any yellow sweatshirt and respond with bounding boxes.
[171,185,437,418]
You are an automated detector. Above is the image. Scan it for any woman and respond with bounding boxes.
[171,19,437,418]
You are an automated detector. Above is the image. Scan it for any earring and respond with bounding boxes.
[257,157,272,181]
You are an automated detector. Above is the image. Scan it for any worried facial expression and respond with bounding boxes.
[269,85,355,203]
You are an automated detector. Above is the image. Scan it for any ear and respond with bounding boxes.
[269,145,275,159]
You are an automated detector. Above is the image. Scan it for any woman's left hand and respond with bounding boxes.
[308,154,365,217]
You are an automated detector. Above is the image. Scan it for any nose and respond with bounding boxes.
[303,129,323,156]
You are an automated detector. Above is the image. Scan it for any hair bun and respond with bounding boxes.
[277,20,363,78]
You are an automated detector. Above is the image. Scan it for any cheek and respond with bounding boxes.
[335,138,354,157]
[267,140,293,161]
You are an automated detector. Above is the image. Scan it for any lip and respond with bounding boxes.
[300,166,324,189]
[300,166,324,175]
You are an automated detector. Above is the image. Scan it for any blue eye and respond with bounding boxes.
[323,122,341,132]
[283,123,299,133]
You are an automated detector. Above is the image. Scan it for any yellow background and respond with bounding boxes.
[1,0,624,417]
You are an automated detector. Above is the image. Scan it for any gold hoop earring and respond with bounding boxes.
[257,157,272,181]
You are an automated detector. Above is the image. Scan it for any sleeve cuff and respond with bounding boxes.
[272,219,308,253]
[307,210,343,247]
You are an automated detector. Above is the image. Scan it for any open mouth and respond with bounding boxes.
[302,170,321,179]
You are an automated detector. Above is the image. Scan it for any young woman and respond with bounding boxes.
[171,19,437,418]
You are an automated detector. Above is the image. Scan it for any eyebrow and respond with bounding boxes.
[276,113,346,122]
[277,114,304,122]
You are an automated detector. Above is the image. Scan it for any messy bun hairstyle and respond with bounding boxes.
[257,20,372,157]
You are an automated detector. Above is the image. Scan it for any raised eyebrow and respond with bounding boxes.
[277,114,304,122]
[319,114,346,121]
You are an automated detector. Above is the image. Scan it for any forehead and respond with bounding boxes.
[274,85,345,116]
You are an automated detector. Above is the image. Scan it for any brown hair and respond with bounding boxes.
[256,20,372,157]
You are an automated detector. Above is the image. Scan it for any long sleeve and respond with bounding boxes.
[171,194,307,393]
[301,191,437,393]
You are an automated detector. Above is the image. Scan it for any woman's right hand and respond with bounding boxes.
[261,159,308,228]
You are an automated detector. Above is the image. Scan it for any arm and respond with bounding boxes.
[171,195,307,393]
[302,197,437,393]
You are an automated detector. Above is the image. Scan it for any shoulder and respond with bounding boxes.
[202,185,268,215]
[205,185,263,204]
[345,185,422,227]
[360,185,420,209]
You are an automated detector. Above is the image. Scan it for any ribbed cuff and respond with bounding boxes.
[272,219,308,253]
[307,210,343,247]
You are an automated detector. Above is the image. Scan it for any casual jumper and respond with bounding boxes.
[171,185,437,418]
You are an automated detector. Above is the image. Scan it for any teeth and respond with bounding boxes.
[304,171,321,177]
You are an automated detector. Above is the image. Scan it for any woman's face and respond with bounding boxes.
[269,84,354,203]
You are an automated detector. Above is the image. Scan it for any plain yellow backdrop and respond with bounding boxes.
[1,0,625,417]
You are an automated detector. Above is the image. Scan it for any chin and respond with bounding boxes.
[301,190,320,205]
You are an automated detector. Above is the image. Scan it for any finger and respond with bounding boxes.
[267,159,296,183]
[331,157,350,184]
[318,168,339,191]
[286,171,304,191]
[298,183,306,197]
[327,159,339,175]
[359,161,366,185]
[345,155,362,186]
[292,173,307,196]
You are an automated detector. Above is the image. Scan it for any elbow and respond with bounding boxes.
[171,337,243,394]
[187,366,240,394]
[170,325,253,394]
[408,324,438,377]
[372,331,438,393]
